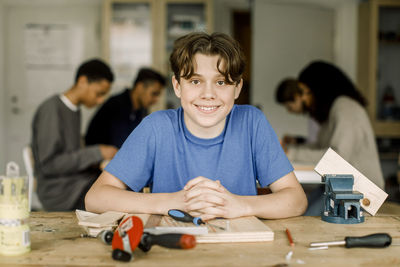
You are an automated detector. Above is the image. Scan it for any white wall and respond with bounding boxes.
[252,0,359,139]
[0,0,102,173]
[213,0,250,34]
[333,0,359,81]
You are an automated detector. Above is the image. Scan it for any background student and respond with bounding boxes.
[31,59,118,211]
[276,61,384,189]
[85,68,166,149]
[275,78,320,147]
[85,32,307,220]
[276,61,384,214]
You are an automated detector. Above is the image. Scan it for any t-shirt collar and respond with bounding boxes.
[180,107,232,146]
[59,94,79,112]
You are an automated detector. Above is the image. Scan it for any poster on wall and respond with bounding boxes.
[23,23,84,104]
[24,23,72,68]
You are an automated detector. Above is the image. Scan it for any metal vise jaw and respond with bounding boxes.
[321,174,364,224]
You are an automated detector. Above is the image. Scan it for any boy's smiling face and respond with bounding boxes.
[172,53,242,139]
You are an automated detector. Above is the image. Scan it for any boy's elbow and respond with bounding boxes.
[84,186,96,212]
[294,189,308,216]
[297,193,308,216]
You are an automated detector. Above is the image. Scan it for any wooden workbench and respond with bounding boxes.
[1,203,400,266]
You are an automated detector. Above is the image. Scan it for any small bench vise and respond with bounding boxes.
[321,174,364,224]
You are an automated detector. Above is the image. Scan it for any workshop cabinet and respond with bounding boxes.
[357,0,400,137]
[102,0,213,110]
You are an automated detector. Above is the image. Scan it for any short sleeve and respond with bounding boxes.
[253,110,293,187]
[105,117,156,191]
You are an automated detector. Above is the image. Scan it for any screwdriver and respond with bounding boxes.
[168,209,225,231]
[139,232,196,252]
[310,233,392,248]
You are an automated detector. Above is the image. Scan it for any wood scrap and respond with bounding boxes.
[314,148,388,215]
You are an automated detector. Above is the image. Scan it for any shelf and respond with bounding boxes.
[379,152,399,160]
[103,0,213,111]
[358,0,400,138]
[379,39,400,44]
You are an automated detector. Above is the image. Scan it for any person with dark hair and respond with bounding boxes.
[276,78,320,146]
[85,32,307,220]
[85,68,166,149]
[275,61,384,191]
[31,58,118,211]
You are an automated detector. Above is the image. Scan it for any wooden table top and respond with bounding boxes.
[1,204,400,266]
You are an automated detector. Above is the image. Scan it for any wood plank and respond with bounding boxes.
[196,216,273,243]
[76,210,126,227]
[152,215,273,243]
[314,148,388,215]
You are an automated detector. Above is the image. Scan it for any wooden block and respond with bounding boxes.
[77,210,126,227]
[75,210,120,237]
[75,209,97,221]
[196,216,273,243]
[314,148,388,215]
[154,215,273,243]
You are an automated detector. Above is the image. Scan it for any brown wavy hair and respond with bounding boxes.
[169,32,245,85]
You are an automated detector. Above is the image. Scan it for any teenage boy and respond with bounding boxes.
[85,68,166,149]
[31,59,118,211]
[85,33,307,220]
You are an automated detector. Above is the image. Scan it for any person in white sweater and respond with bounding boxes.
[276,61,384,214]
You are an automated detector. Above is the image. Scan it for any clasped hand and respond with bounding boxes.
[182,176,248,221]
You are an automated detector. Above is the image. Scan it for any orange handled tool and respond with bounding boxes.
[107,216,196,262]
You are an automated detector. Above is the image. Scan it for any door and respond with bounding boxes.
[233,10,251,105]
[1,1,102,173]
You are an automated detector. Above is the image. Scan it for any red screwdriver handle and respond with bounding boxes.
[140,233,196,252]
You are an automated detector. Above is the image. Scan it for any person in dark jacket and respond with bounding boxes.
[85,68,166,149]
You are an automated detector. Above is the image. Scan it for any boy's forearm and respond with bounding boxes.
[85,185,184,214]
[240,187,308,219]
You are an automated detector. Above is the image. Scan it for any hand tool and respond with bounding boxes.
[310,233,392,248]
[168,209,225,231]
[98,230,114,245]
[111,216,143,261]
[108,215,196,262]
[320,174,364,224]
[143,213,208,235]
[138,232,196,252]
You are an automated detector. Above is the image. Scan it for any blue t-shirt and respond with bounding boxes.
[105,105,293,195]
